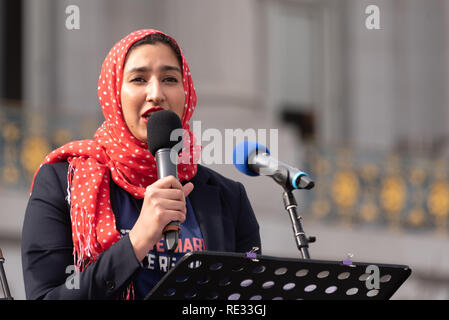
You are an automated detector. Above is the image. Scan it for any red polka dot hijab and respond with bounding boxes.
[31,29,201,272]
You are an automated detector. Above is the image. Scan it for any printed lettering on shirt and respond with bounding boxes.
[119,229,205,272]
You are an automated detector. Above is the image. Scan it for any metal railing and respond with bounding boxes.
[302,144,449,234]
[0,103,100,190]
[1,103,448,234]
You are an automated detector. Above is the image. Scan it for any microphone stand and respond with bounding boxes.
[0,248,13,300]
[271,166,315,260]
[245,145,316,259]
[282,191,314,259]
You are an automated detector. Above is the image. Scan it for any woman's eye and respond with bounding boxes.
[131,77,145,82]
[164,77,178,83]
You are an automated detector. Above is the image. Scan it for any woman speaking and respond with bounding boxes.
[21,29,261,300]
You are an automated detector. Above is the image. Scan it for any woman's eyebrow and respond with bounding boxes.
[126,65,181,75]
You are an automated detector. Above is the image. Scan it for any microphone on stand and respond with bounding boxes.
[233,140,314,191]
[232,140,315,259]
[146,110,183,252]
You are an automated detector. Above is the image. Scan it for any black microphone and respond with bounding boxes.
[147,110,183,252]
[233,141,314,191]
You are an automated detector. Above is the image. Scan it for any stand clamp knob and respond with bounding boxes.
[307,236,316,243]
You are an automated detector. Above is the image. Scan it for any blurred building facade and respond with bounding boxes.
[1,0,449,299]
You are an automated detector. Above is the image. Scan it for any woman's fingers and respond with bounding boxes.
[182,182,194,197]
[145,187,185,202]
[152,198,187,214]
[153,209,187,224]
[129,176,193,261]
[150,175,183,190]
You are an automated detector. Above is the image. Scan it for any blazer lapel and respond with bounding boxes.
[187,166,225,251]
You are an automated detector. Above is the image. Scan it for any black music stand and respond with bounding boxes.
[0,248,13,300]
[145,251,411,300]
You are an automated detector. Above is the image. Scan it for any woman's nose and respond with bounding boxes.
[145,78,165,105]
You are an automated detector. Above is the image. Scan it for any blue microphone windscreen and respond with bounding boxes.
[233,141,270,177]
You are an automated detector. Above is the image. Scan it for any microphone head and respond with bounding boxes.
[147,110,183,156]
[233,141,270,177]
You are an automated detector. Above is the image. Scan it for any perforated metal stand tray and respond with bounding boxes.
[145,251,411,300]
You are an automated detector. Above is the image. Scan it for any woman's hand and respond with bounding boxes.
[129,176,194,262]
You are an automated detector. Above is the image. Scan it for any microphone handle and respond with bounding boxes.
[155,148,178,178]
[155,148,180,252]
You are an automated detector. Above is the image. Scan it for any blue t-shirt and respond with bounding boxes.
[114,186,204,300]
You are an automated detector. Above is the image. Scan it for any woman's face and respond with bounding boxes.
[121,42,185,143]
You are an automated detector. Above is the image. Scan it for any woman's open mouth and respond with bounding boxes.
[141,107,164,123]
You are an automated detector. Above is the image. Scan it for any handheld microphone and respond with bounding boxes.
[233,140,314,191]
[147,110,183,252]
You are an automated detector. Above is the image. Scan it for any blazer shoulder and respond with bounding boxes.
[32,162,70,196]
[36,161,70,177]
[196,164,243,190]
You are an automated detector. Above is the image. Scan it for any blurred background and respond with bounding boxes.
[1,0,449,299]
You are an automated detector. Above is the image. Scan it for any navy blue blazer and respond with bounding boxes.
[21,162,261,299]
